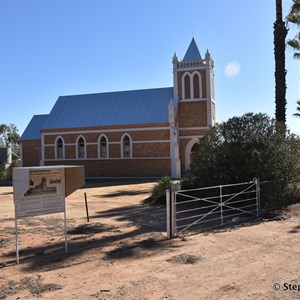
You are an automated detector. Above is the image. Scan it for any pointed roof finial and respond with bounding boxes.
[173,52,178,64]
[205,49,210,59]
[183,38,202,61]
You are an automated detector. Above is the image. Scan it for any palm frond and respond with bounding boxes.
[289,0,300,15]
[294,100,300,117]
[288,38,300,50]
[287,14,300,24]
[293,52,300,59]
[287,0,300,25]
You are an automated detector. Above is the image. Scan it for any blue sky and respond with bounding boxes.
[0,0,299,135]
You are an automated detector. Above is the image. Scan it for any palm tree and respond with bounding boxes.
[293,100,300,117]
[274,0,288,125]
[287,0,300,59]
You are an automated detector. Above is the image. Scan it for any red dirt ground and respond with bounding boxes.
[1,181,300,299]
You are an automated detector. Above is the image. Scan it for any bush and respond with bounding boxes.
[187,113,300,208]
[150,176,173,203]
[0,165,7,180]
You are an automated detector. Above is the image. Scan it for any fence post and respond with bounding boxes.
[256,178,261,217]
[220,185,224,225]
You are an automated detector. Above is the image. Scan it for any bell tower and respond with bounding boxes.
[173,38,216,172]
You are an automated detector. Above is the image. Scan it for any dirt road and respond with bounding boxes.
[1,181,300,299]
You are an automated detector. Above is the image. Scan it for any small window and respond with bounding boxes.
[193,73,200,98]
[100,136,108,158]
[77,137,85,159]
[56,138,64,159]
[123,135,131,158]
[184,75,191,99]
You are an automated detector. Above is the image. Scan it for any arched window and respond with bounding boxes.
[185,138,200,171]
[193,73,200,98]
[99,135,108,158]
[77,136,85,159]
[56,137,64,159]
[122,134,131,158]
[184,74,191,99]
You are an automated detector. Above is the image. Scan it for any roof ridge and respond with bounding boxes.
[59,86,173,98]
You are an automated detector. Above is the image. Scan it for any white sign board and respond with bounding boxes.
[14,168,65,218]
[12,165,85,264]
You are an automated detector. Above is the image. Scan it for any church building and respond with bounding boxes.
[20,38,216,178]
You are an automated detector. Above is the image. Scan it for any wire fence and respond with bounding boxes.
[259,179,300,212]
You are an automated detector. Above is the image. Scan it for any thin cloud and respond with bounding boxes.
[224,61,241,78]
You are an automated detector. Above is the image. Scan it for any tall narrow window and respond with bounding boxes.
[184,74,191,99]
[56,137,64,159]
[122,135,131,158]
[193,73,200,98]
[100,136,108,158]
[77,137,85,159]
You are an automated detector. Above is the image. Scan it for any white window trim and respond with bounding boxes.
[55,136,65,160]
[182,72,192,100]
[185,138,199,172]
[76,135,87,159]
[98,134,109,159]
[191,71,203,99]
[121,133,132,159]
[182,71,203,100]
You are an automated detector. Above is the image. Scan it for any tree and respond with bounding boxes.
[0,124,20,147]
[287,0,300,59]
[293,100,300,117]
[274,0,288,125]
[186,113,300,207]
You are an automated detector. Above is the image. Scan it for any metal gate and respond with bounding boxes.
[167,179,260,238]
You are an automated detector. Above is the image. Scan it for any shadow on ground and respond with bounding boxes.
[2,199,177,272]
[288,224,300,234]
[96,189,150,198]
[0,180,12,187]
[83,178,156,189]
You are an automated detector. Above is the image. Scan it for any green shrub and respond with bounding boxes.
[0,165,7,180]
[187,113,300,209]
[150,176,173,203]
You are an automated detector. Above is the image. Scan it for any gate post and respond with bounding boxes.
[166,189,171,239]
[170,181,181,238]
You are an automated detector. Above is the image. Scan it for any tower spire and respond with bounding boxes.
[183,38,202,61]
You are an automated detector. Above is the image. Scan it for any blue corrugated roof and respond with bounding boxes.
[20,114,48,140]
[41,87,173,130]
[183,38,202,61]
